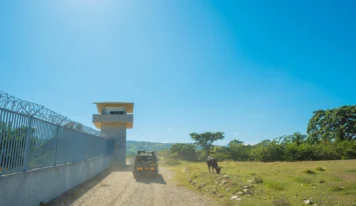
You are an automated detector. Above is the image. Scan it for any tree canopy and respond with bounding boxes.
[189,131,225,158]
[307,106,356,142]
[169,143,196,161]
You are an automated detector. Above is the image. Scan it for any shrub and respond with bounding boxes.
[252,176,263,184]
[304,169,316,174]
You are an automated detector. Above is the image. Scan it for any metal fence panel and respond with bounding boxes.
[27,118,57,170]
[0,108,114,176]
[0,109,30,174]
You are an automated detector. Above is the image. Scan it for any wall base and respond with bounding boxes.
[0,156,112,206]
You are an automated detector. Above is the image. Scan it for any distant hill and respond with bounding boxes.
[126,140,175,156]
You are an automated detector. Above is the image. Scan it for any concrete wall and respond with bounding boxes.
[0,155,112,206]
[101,124,127,167]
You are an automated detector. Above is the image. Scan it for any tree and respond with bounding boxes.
[276,132,307,146]
[291,132,307,145]
[228,139,244,147]
[307,106,356,142]
[210,146,231,161]
[169,143,196,161]
[189,132,225,158]
[228,139,250,161]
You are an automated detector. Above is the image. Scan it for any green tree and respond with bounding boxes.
[227,139,251,161]
[210,146,231,161]
[228,139,244,146]
[276,132,307,146]
[190,132,225,158]
[307,106,356,142]
[250,140,284,162]
[169,143,196,161]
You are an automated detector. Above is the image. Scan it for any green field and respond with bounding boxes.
[165,160,356,206]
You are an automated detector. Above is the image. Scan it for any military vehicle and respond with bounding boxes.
[132,151,159,178]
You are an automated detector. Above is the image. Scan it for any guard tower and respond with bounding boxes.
[92,102,134,167]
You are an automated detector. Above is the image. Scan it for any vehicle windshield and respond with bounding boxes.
[137,155,155,161]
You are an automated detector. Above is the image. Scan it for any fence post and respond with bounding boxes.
[23,117,33,171]
[54,125,60,166]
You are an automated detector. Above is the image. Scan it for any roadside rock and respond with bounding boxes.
[237,191,244,196]
[304,198,313,205]
[243,189,253,195]
[230,196,241,201]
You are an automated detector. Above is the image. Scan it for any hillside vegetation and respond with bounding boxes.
[126,140,174,157]
[158,105,356,163]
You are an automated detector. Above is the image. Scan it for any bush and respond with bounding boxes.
[315,167,325,171]
[304,169,316,174]
[252,176,263,184]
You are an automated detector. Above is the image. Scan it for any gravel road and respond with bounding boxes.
[45,166,219,206]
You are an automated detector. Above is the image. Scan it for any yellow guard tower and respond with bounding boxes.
[92,102,134,167]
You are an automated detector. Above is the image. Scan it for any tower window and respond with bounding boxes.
[110,111,124,114]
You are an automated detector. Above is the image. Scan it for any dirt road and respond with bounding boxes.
[45,166,218,206]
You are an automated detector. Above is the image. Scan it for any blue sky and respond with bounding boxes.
[1,0,355,145]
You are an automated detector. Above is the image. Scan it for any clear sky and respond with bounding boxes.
[1,0,355,145]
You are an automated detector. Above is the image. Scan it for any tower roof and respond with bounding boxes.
[93,102,134,113]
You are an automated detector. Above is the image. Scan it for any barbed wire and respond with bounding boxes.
[0,91,101,136]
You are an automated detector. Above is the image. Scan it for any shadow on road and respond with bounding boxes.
[111,164,134,172]
[134,173,167,185]
[43,165,133,206]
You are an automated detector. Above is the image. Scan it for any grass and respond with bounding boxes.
[315,167,326,171]
[267,182,285,191]
[164,160,356,206]
[272,197,291,206]
[161,158,181,166]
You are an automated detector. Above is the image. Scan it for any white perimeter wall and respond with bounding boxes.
[0,155,112,206]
